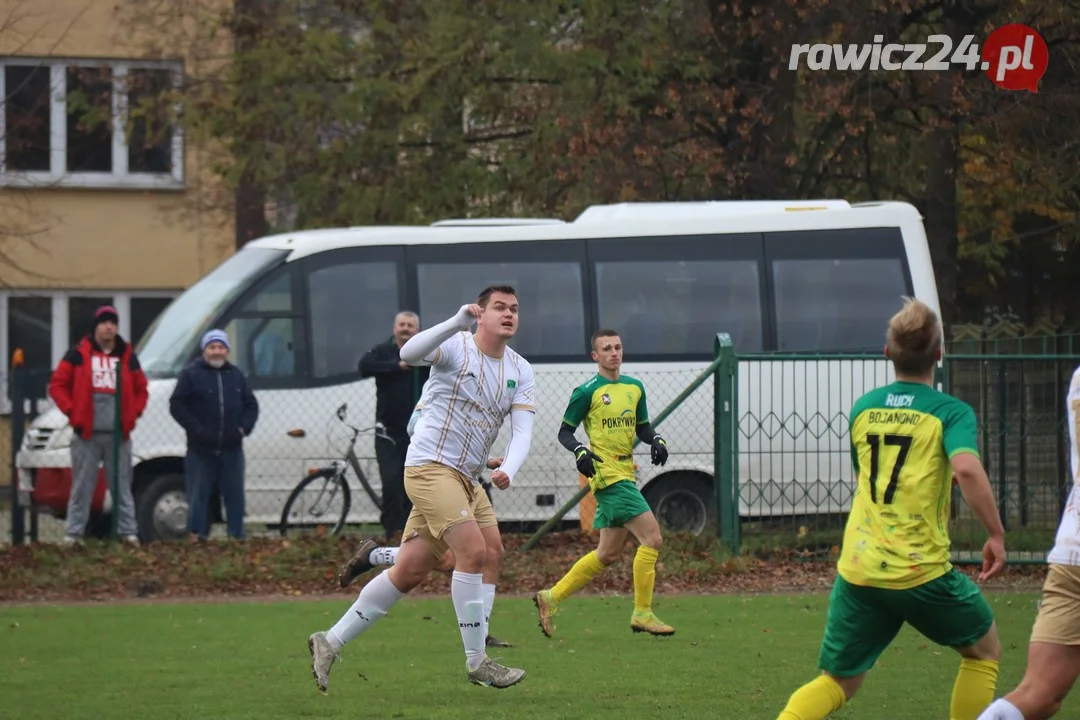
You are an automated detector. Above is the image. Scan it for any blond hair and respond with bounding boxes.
[886,297,942,376]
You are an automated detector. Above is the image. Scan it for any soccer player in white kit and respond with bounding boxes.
[979,365,1080,719]
[336,384,515,649]
[307,285,535,691]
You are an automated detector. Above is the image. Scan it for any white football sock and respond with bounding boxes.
[369,546,398,566]
[327,570,404,651]
[451,570,486,671]
[482,583,496,636]
[976,698,1025,720]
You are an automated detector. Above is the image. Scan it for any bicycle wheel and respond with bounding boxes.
[353,462,383,510]
[279,468,352,537]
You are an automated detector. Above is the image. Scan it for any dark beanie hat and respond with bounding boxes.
[94,305,119,328]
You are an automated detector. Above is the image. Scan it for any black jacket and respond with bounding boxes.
[359,337,429,436]
[169,358,259,453]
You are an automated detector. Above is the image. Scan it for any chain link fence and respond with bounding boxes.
[7,341,1078,564]
[4,363,716,545]
[722,347,1080,563]
[944,354,1077,559]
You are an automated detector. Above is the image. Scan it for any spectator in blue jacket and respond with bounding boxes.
[169,329,259,541]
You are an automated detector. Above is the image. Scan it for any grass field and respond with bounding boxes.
[2,591,1075,720]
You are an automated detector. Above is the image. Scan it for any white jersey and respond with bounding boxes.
[405,331,535,479]
[1047,365,1080,566]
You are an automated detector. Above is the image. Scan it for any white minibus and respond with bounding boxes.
[16,199,938,541]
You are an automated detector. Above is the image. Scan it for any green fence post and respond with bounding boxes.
[714,334,739,554]
[935,358,949,392]
[411,366,422,405]
[996,360,1009,532]
[111,360,122,540]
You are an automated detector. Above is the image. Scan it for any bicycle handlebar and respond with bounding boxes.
[340,420,396,445]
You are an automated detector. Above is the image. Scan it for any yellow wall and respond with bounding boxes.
[0,0,236,290]
[0,188,233,289]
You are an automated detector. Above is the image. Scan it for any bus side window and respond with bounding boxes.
[595,258,764,356]
[415,260,586,359]
[307,260,400,380]
[772,257,909,352]
[219,267,305,385]
[226,317,297,378]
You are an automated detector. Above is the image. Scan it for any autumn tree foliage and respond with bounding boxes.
[117,0,1080,326]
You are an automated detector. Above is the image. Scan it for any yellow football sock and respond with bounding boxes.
[950,658,999,720]
[632,545,660,613]
[551,551,607,603]
[777,674,846,720]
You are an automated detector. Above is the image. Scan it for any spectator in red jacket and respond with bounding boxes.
[49,305,149,545]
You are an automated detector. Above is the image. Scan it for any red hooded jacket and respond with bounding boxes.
[48,336,149,440]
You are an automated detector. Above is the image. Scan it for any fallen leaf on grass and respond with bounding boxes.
[0,532,1054,603]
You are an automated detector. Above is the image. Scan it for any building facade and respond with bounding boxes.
[0,0,234,468]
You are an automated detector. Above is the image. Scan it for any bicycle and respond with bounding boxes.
[278,402,392,537]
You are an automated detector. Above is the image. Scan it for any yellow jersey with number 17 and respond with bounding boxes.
[562,374,649,492]
[837,381,980,591]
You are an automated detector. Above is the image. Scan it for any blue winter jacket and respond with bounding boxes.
[168,358,259,454]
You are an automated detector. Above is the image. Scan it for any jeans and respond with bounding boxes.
[185,448,245,539]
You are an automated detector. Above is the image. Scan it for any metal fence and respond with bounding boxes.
[7,338,1079,564]
[4,361,713,545]
[714,338,1080,563]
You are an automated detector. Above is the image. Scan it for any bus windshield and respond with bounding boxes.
[137,247,289,377]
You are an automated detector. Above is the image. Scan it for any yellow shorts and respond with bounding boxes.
[1031,564,1080,646]
[402,462,497,557]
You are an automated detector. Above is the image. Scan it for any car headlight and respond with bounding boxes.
[47,425,74,450]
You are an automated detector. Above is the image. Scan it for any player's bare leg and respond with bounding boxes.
[624,511,674,636]
[443,519,525,688]
[950,623,1001,720]
[978,642,1080,720]
[310,535,438,693]
[535,528,627,638]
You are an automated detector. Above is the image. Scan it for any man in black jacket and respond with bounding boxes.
[359,311,430,540]
[169,329,259,541]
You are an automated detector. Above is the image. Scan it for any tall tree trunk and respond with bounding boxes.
[232,0,269,249]
[235,181,268,248]
[923,0,973,335]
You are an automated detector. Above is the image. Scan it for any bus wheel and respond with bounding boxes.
[136,474,189,543]
[644,473,714,536]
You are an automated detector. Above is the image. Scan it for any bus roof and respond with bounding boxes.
[245,200,924,261]
[572,199,852,224]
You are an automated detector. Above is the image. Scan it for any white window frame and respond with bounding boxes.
[0,289,181,414]
[0,57,185,190]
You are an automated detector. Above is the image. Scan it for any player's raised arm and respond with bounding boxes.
[399,304,480,366]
